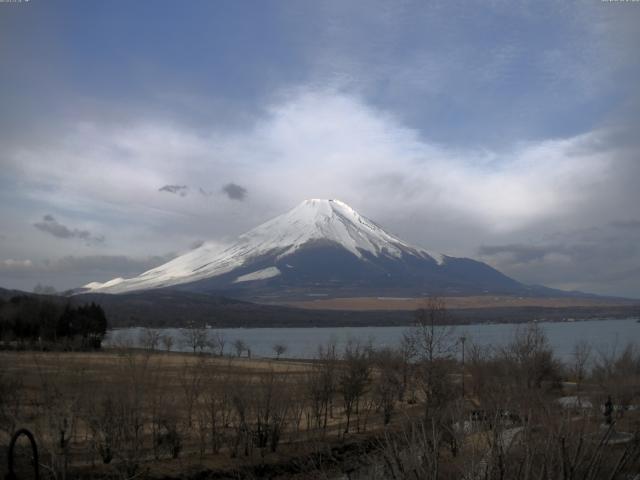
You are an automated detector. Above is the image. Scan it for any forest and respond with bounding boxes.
[0,295,108,350]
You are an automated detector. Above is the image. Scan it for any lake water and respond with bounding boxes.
[106,318,640,362]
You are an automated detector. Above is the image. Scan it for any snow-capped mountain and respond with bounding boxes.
[82,199,526,298]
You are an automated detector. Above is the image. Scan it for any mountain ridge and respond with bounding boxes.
[80,199,579,300]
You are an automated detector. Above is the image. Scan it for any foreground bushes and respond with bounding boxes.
[2,304,640,478]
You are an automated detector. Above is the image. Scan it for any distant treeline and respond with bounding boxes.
[0,295,108,350]
[76,289,640,328]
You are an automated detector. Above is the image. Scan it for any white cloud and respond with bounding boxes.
[3,89,622,235]
[0,259,34,271]
[0,88,636,293]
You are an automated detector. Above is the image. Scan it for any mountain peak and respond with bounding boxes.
[294,198,356,217]
[82,200,445,294]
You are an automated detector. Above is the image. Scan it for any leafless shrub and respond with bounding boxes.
[571,339,593,393]
[371,348,403,425]
[500,322,561,390]
[339,339,371,434]
[313,339,338,433]
[33,354,87,480]
[210,331,226,356]
[203,367,235,454]
[181,322,209,354]
[84,388,120,464]
[161,334,174,352]
[250,369,292,454]
[139,327,161,351]
[179,356,206,429]
[0,360,24,437]
[233,339,248,357]
[273,343,288,360]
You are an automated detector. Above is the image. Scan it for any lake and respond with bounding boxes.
[105,317,640,362]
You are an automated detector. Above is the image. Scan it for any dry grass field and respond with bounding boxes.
[0,348,424,479]
[282,295,639,311]
[3,319,640,479]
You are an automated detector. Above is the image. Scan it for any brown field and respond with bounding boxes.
[281,294,638,311]
[3,327,640,479]
[0,348,423,479]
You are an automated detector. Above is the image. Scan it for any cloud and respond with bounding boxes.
[33,284,57,294]
[159,185,189,196]
[1,88,639,296]
[478,244,562,265]
[33,215,104,245]
[0,254,175,274]
[478,221,640,297]
[0,0,637,297]
[610,220,640,230]
[0,253,178,292]
[222,183,248,201]
[0,259,34,272]
[159,184,216,198]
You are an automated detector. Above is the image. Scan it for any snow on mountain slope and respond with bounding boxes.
[82,199,445,294]
[233,266,281,283]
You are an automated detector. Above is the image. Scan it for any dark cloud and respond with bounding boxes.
[610,220,640,230]
[159,185,214,197]
[159,185,189,196]
[189,240,205,250]
[222,182,247,201]
[478,222,640,298]
[478,244,560,264]
[33,215,104,245]
[33,284,57,295]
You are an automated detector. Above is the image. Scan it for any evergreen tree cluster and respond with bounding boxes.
[0,295,108,350]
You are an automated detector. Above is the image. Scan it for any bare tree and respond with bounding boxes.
[203,368,234,454]
[181,322,209,354]
[339,339,371,434]
[312,338,338,433]
[407,297,457,420]
[210,331,226,356]
[410,297,457,363]
[139,327,161,351]
[273,343,288,360]
[33,353,87,480]
[153,393,183,460]
[113,350,152,477]
[372,348,402,425]
[249,369,292,455]
[161,334,174,352]
[571,340,592,393]
[178,357,206,429]
[233,339,247,358]
[84,387,121,464]
[399,332,417,402]
[502,322,560,390]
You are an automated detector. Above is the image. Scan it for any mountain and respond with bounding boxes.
[80,199,558,300]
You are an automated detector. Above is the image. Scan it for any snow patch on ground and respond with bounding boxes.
[233,267,281,283]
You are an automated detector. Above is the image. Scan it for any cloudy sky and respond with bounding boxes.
[1,0,639,297]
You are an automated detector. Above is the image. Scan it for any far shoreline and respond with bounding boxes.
[104,304,640,329]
